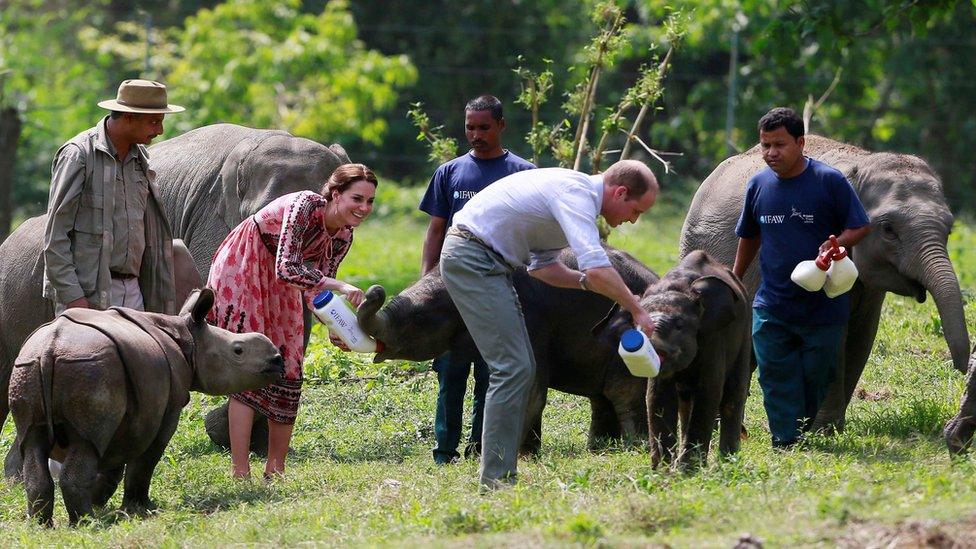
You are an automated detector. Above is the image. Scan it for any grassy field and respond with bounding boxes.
[2,184,976,546]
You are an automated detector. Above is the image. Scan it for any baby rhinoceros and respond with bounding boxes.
[602,250,752,470]
[9,288,283,526]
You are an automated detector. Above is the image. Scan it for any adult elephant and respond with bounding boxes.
[148,123,351,278]
[0,215,203,478]
[680,135,969,433]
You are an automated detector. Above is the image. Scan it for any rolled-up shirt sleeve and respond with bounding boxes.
[43,144,86,303]
[547,186,611,271]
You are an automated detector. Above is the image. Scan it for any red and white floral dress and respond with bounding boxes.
[206,191,353,424]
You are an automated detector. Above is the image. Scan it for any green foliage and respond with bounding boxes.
[163,0,417,145]
[406,102,458,165]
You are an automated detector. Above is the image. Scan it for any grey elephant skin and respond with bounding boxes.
[9,288,284,525]
[680,135,970,433]
[148,123,351,278]
[358,246,661,453]
[0,215,203,478]
[601,251,751,469]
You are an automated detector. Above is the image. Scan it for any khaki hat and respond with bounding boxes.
[97,79,185,114]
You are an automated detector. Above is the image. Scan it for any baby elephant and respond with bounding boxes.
[603,250,752,469]
[9,288,283,525]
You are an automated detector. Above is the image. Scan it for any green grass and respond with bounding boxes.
[2,186,976,546]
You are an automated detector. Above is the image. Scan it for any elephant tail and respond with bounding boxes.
[38,346,55,446]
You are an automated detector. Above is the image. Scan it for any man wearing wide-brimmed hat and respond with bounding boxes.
[43,79,185,315]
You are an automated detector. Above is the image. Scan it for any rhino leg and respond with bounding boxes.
[21,426,54,526]
[92,466,124,508]
[121,412,179,515]
[60,439,100,525]
[204,401,270,458]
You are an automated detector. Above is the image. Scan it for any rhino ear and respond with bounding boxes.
[180,288,215,323]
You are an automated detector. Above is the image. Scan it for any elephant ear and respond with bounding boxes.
[180,287,216,324]
[690,272,745,332]
[215,139,255,230]
[591,303,635,347]
[329,143,352,164]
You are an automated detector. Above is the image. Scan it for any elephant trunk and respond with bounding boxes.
[357,285,390,343]
[914,245,970,373]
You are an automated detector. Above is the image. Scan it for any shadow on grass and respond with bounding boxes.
[178,481,283,514]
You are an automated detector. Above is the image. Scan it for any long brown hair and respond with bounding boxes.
[321,163,378,200]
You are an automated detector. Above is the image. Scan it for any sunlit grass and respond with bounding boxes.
[1,185,975,545]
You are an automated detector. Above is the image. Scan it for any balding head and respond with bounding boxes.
[600,160,659,227]
[604,160,658,200]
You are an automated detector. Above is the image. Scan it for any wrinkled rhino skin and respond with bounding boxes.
[0,215,203,480]
[9,289,283,525]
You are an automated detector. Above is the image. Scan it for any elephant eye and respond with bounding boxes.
[881,222,898,240]
[233,344,244,356]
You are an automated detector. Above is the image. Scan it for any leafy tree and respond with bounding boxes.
[162,0,417,146]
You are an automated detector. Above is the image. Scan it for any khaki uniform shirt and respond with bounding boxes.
[42,116,177,313]
[105,137,149,276]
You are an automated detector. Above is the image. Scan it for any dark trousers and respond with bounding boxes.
[432,351,490,464]
[752,308,845,446]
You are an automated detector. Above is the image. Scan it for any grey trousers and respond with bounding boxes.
[440,233,536,488]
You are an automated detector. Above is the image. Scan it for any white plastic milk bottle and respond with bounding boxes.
[791,247,832,292]
[311,290,378,353]
[618,328,661,378]
[824,246,858,298]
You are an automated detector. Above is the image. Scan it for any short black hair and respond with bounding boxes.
[109,111,145,120]
[758,107,804,139]
[465,95,503,121]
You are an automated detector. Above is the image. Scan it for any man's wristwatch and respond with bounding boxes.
[578,272,589,291]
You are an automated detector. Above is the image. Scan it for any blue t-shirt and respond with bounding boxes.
[735,158,870,326]
[419,150,535,226]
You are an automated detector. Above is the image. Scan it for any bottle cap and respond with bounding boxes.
[621,329,645,352]
[312,290,335,309]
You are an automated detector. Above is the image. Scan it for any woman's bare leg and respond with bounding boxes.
[265,420,294,478]
[228,398,255,478]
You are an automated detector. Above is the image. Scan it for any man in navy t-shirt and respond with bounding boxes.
[733,107,870,447]
[418,94,535,464]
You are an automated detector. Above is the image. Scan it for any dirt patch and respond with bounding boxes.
[855,387,893,401]
[837,516,976,548]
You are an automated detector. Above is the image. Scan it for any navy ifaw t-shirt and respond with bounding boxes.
[419,151,535,226]
[735,158,870,326]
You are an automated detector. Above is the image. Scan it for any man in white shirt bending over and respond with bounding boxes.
[440,159,658,490]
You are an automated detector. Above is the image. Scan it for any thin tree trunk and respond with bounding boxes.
[0,106,23,243]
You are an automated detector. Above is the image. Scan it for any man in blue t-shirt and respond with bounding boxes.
[732,107,870,448]
[418,94,535,464]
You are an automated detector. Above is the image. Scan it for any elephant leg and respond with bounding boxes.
[679,387,721,471]
[587,395,621,451]
[60,439,100,525]
[21,426,54,526]
[719,346,752,456]
[648,380,679,467]
[205,401,270,458]
[519,381,547,457]
[5,439,23,482]
[92,466,124,508]
[812,288,884,433]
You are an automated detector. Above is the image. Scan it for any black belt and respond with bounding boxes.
[110,271,137,280]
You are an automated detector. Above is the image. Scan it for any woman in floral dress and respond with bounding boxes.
[207,163,377,479]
